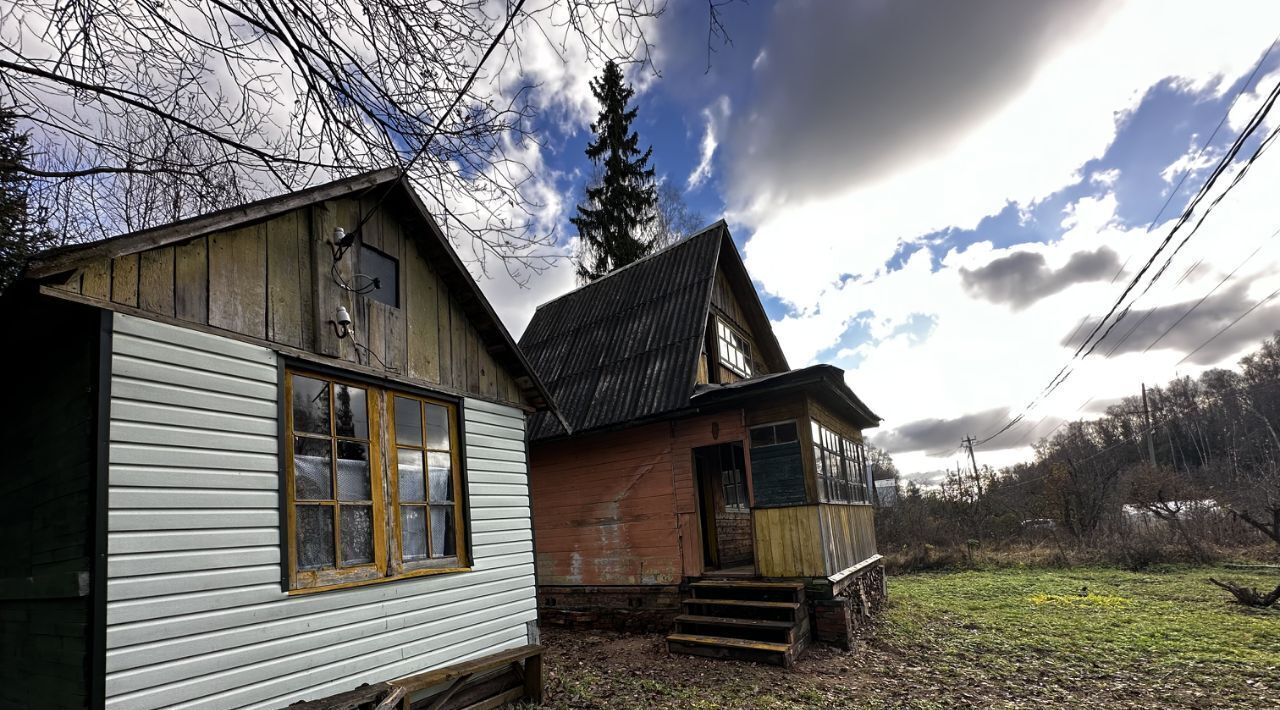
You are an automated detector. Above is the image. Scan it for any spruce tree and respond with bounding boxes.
[571,60,657,282]
[0,106,53,293]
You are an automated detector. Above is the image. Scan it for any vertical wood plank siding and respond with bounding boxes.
[817,504,877,574]
[51,199,527,409]
[105,314,536,710]
[751,506,826,578]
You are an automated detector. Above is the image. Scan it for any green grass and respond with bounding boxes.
[878,566,1280,701]
[542,565,1280,708]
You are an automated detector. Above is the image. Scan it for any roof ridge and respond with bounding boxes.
[530,219,728,314]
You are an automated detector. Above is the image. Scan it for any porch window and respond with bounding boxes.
[812,421,868,504]
[721,445,749,511]
[750,421,798,447]
[284,369,467,592]
[716,318,754,377]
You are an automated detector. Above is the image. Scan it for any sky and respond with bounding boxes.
[468,0,1280,486]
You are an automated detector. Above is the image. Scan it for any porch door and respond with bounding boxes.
[693,442,753,571]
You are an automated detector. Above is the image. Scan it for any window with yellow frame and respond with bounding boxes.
[284,369,468,592]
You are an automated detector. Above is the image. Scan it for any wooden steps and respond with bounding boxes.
[666,579,809,667]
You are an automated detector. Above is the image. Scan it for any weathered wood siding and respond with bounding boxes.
[530,411,751,584]
[0,297,97,709]
[751,506,826,578]
[49,198,524,408]
[818,504,877,574]
[529,423,682,586]
[709,268,769,384]
[104,314,536,709]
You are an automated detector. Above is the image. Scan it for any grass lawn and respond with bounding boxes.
[538,565,1280,708]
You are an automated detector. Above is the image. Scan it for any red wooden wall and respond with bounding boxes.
[529,410,751,586]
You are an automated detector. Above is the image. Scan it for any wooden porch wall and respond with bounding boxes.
[529,410,750,585]
[670,413,750,578]
[751,506,826,578]
[47,198,524,408]
[818,504,878,574]
[529,423,682,586]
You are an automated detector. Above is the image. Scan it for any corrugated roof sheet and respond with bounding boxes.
[520,224,725,439]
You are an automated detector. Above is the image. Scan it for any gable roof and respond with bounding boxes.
[24,168,563,416]
[518,221,788,440]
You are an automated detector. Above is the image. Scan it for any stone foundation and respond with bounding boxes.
[810,559,886,649]
[537,584,682,632]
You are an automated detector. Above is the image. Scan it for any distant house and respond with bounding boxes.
[0,170,553,709]
[519,222,884,664]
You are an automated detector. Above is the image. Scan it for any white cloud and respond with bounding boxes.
[724,1,1280,476]
[687,95,730,191]
[738,1,1280,313]
[847,148,1280,477]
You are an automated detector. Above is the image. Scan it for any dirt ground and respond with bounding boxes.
[538,626,1276,709]
[534,567,1280,709]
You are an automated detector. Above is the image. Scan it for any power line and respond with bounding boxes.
[973,53,1280,450]
[1108,36,1278,284]
[1143,224,1280,354]
[1176,281,1280,367]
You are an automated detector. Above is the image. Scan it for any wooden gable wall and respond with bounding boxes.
[707,267,771,384]
[46,197,527,408]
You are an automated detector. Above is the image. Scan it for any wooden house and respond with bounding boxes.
[0,169,553,709]
[519,222,886,664]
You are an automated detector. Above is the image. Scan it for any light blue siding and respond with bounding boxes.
[105,313,537,710]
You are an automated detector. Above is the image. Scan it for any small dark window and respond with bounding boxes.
[358,244,399,308]
[750,421,798,448]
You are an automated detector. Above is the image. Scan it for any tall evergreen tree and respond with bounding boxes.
[0,106,53,293]
[571,61,657,282]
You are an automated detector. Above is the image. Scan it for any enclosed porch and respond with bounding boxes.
[672,367,886,663]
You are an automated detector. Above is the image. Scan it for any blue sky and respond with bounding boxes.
[480,0,1280,482]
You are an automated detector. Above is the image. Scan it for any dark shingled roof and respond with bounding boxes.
[520,222,728,439]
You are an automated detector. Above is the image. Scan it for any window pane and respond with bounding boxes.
[401,506,428,561]
[425,404,450,450]
[335,441,371,501]
[294,437,332,500]
[296,505,334,570]
[358,244,399,308]
[292,376,330,435]
[398,449,426,502]
[750,427,774,448]
[340,505,374,565]
[775,422,797,443]
[394,397,422,446]
[428,451,453,502]
[431,505,456,557]
[333,384,368,439]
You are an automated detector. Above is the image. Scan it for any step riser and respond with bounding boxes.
[682,602,804,624]
[666,640,791,668]
[675,622,793,645]
[689,588,803,604]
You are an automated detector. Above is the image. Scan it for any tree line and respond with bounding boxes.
[878,331,1280,601]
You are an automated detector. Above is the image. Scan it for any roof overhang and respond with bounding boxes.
[690,364,882,430]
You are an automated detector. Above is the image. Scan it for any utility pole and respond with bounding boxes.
[961,435,983,497]
[1141,383,1157,467]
